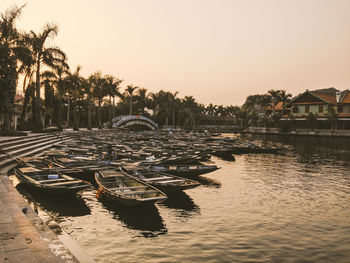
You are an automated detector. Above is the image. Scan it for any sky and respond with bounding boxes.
[3,0,350,106]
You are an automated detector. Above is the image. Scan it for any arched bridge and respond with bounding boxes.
[104,115,158,130]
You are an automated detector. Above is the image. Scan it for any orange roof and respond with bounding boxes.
[266,101,288,111]
[312,92,336,104]
[342,91,350,104]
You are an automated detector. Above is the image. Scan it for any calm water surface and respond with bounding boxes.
[15,134,350,262]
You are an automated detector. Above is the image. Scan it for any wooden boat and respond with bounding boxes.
[95,169,167,206]
[16,157,63,169]
[119,167,200,193]
[51,156,106,172]
[145,163,219,178]
[16,156,84,176]
[14,167,92,195]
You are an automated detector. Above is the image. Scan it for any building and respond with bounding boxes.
[286,87,350,129]
[287,87,337,117]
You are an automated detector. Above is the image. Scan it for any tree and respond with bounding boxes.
[91,71,107,129]
[279,90,292,115]
[134,88,149,116]
[182,96,199,128]
[85,75,95,130]
[104,75,122,128]
[327,105,337,131]
[268,89,281,116]
[66,66,83,131]
[124,85,138,115]
[306,112,318,130]
[169,91,179,128]
[205,103,217,117]
[40,57,69,130]
[0,5,32,131]
[29,22,66,130]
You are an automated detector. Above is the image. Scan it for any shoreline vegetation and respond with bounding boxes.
[1,5,348,135]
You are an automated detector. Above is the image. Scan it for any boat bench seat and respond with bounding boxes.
[143,176,172,181]
[139,196,167,202]
[48,180,82,186]
[157,179,185,184]
[119,190,159,196]
[38,178,67,183]
[109,186,148,191]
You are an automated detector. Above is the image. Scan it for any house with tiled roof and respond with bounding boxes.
[287,87,338,118]
[286,87,350,129]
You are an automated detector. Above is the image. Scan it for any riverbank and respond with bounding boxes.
[0,169,78,262]
[0,133,95,263]
[197,125,350,138]
[241,127,350,138]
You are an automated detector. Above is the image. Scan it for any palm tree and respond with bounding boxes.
[279,90,292,115]
[259,95,272,128]
[40,58,69,130]
[104,75,122,128]
[182,96,197,128]
[268,89,281,116]
[206,103,216,117]
[42,77,54,127]
[111,78,123,119]
[148,92,158,117]
[29,22,66,130]
[124,85,138,115]
[0,5,32,131]
[91,71,107,129]
[86,75,95,130]
[66,66,82,131]
[153,90,171,126]
[135,88,149,115]
[327,105,337,131]
[169,91,179,128]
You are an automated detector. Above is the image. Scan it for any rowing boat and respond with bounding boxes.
[119,167,200,193]
[145,164,219,178]
[14,167,91,196]
[95,169,167,206]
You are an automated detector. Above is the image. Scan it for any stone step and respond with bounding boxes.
[0,135,71,162]
[0,138,70,169]
[1,135,61,153]
[0,133,54,148]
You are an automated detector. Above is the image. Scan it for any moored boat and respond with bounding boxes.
[14,167,92,196]
[16,156,64,169]
[146,163,219,178]
[95,169,167,206]
[119,167,200,193]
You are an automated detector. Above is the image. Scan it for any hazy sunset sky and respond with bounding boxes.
[3,0,350,106]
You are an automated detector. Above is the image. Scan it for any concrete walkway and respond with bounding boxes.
[0,171,78,263]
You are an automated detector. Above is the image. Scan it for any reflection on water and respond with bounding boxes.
[15,183,91,217]
[98,196,167,237]
[242,134,350,167]
[160,191,200,215]
[195,175,221,187]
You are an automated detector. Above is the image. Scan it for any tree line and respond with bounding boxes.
[1,5,292,132]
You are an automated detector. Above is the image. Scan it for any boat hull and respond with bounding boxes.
[14,168,91,196]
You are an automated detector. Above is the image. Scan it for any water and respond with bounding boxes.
[13,134,350,262]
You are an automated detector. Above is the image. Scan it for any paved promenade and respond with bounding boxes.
[0,169,78,262]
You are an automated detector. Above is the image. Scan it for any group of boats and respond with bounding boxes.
[13,130,284,206]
